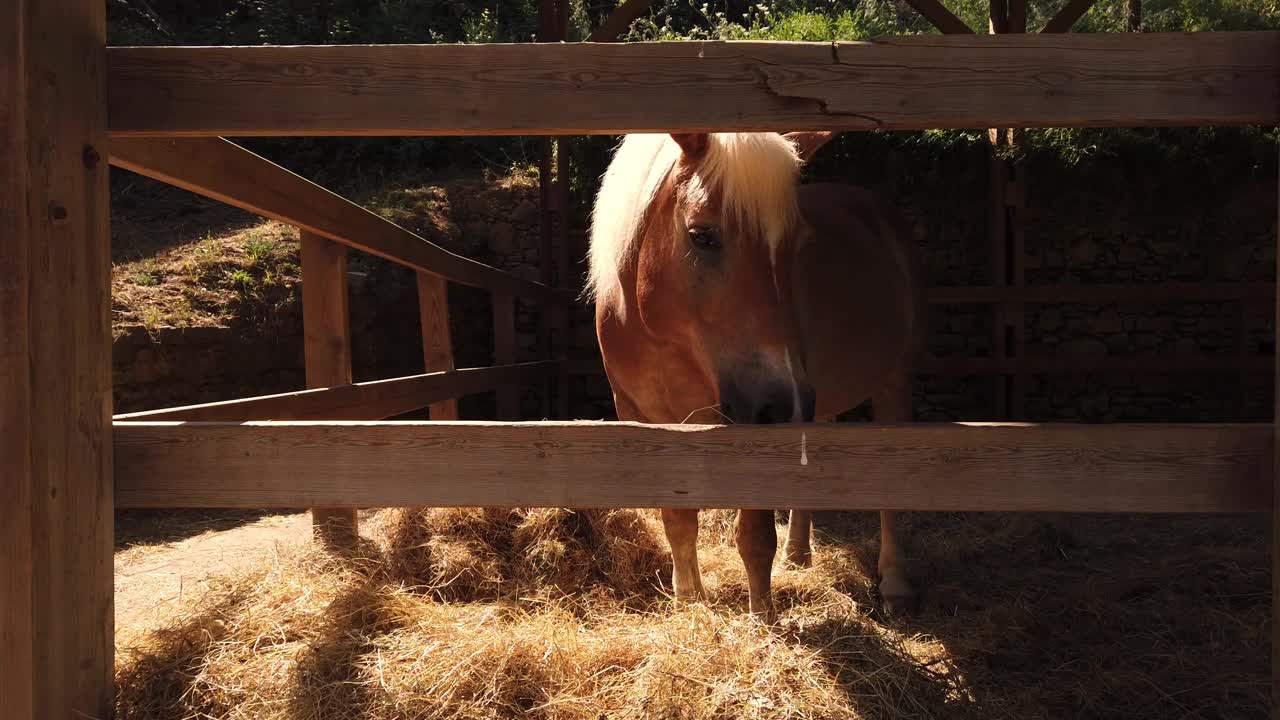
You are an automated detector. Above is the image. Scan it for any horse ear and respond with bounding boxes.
[783,131,836,164]
[670,133,709,158]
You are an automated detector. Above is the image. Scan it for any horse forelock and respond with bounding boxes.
[586,133,802,316]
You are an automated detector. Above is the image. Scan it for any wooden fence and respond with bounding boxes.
[4,1,1279,716]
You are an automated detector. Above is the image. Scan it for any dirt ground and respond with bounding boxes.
[116,509,395,635]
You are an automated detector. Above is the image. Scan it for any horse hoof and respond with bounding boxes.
[783,547,812,568]
[878,575,915,617]
[672,587,708,606]
[880,592,916,617]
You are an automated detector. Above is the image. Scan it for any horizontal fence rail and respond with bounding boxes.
[927,282,1275,305]
[569,354,1275,376]
[917,355,1274,375]
[113,421,1272,512]
[106,32,1279,136]
[113,363,559,422]
[109,137,568,303]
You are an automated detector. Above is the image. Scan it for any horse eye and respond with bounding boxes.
[688,227,720,250]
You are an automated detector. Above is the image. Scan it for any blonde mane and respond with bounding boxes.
[586,133,803,312]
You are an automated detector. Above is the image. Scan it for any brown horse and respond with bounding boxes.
[588,131,925,619]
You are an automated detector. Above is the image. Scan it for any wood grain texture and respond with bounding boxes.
[901,0,974,34]
[301,230,357,546]
[3,0,114,716]
[494,292,519,420]
[416,272,459,420]
[113,364,558,422]
[0,3,34,715]
[106,33,1279,135]
[927,282,1274,305]
[1042,0,1098,32]
[109,136,567,303]
[301,231,352,389]
[113,422,1272,513]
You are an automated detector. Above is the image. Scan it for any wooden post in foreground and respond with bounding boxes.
[1,0,114,716]
[417,272,459,420]
[494,292,519,419]
[300,230,358,547]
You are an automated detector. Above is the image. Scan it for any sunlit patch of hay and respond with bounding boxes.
[114,510,1270,719]
[363,598,855,719]
[115,545,376,719]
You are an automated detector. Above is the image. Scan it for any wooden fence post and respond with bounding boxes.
[1,0,114,716]
[540,0,574,420]
[987,0,1028,421]
[417,272,459,420]
[300,229,358,547]
[494,292,519,419]
[1271,140,1279,719]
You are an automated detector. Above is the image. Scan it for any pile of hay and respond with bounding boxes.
[115,509,1268,719]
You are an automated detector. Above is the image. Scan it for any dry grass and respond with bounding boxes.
[114,508,1269,719]
[112,221,302,337]
[110,169,538,338]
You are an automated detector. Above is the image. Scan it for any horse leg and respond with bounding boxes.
[873,379,915,614]
[735,509,778,621]
[610,393,707,604]
[783,509,812,567]
[785,414,831,567]
[661,509,706,603]
[877,510,913,613]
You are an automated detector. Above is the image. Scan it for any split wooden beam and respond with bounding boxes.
[106,34,1280,135]
[113,422,1273,513]
[108,136,567,304]
[2,0,114,716]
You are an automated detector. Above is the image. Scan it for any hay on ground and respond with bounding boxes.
[115,508,1269,719]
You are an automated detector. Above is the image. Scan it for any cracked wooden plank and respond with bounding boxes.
[109,33,1278,136]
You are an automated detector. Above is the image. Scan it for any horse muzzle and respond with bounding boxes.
[719,377,816,425]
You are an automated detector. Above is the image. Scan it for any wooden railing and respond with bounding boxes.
[109,137,574,545]
[105,34,1279,136]
[15,0,1280,708]
[113,421,1272,513]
